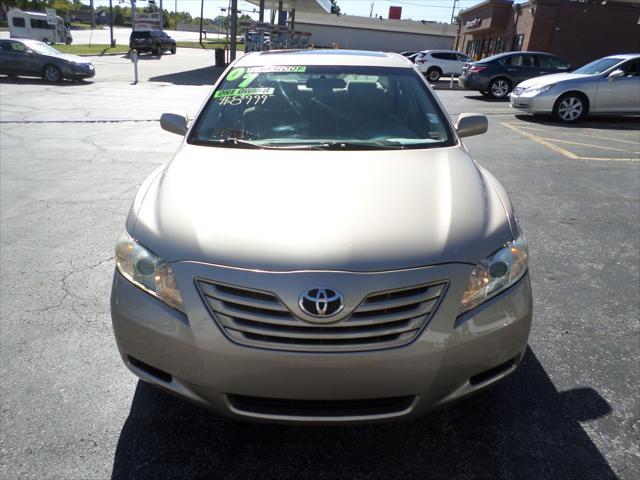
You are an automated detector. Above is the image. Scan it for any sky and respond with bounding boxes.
[88,0,526,24]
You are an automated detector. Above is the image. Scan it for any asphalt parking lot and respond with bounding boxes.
[1,50,638,479]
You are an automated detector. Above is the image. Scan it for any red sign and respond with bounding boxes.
[389,6,402,20]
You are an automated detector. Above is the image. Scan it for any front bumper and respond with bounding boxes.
[111,262,533,424]
[66,65,95,79]
[509,90,557,114]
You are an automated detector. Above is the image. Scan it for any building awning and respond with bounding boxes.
[244,0,331,14]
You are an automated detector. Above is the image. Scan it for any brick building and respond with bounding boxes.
[454,0,640,67]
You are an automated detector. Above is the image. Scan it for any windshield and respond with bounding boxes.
[188,65,453,149]
[574,57,623,75]
[28,41,62,56]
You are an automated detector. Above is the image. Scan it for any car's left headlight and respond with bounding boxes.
[524,84,555,95]
[115,232,184,312]
[459,232,528,315]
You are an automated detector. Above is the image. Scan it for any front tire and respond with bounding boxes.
[426,68,442,82]
[65,37,72,45]
[488,78,511,98]
[42,64,62,83]
[171,45,176,54]
[554,93,587,123]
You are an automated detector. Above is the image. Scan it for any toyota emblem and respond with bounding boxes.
[299,287,344,318]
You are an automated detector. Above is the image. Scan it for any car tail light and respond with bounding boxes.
[416,58,427,64]
[469,66,487,74]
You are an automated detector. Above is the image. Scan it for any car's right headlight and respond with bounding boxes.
[115,232,184,312]
[458,232,528,315]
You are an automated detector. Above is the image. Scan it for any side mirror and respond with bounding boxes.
[455,113,488,138]
[160,113,187,136]
[608,69,624,80]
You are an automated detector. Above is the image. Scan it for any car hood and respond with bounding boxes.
[517,72,589,89]
[130,144,513,272]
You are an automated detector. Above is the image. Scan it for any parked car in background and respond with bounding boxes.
[129,30,177,56]
[399,50,419,63]
[7,8,73,45]
[111,49,533,424]
[0,39,94,82]
[415,50,472,81]
[510,54,640,123]
[459,51,571,98]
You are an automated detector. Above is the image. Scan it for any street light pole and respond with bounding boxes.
[230,0,237,61]
[109,0,114,47]
[199,0,204,46]
[175,0,177,31]
[450,0,457,24]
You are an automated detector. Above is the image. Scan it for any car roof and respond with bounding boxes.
[602,53,640,60]
[420,50,463,54]
[234,50,412,68]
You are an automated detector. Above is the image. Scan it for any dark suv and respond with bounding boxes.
[458,51,571,98]
[129,30,177,56]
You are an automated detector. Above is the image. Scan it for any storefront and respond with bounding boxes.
[454,0,640,66]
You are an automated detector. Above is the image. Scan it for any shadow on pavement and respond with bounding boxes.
[515,114,640,131]
[148,66,225,86]
[0,75,93,86]
[464,94,509,103]
[111,348,615,479]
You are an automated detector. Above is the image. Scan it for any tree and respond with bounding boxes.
[330,0,340,16]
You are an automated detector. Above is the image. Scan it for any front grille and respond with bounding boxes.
[227,394,415,418]
[196,279,447,352]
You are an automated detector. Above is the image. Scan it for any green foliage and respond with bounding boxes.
[330,0,340,15]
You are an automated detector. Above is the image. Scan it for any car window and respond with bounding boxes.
[502,55,534,67]
[432,52,455,61]
[30,19,49,29]
[9,41,27,53]
[621,60,640,77]
[456,54,471,62]
[189,65,454,150]
[536,55,568,70]
[574,57,625,74]
[12,17,26,28]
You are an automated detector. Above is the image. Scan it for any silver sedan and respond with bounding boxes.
[510,54,640,123]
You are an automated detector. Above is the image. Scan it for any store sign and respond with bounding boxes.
[466,17,482,29]
[136,12,161,30]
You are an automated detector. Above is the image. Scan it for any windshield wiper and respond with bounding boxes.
[210,137,267,149]
[312,141,405,150]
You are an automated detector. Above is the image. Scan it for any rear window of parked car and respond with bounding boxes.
[131,31,151,38]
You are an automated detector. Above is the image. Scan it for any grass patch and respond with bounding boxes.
[176,41,231,50]
[69,22,95,30]
[54,44,129,56]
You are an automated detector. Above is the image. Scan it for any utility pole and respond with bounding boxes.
[199,0,204,45]
[159,0,163,30]
[450,0,457,24]
[259,0,265,22]
[90,0,95,29]
[369,2,374,18]
[230,0,237,61]
[175,0,177,31]
[109,0,114,47]
[131,0,136,31]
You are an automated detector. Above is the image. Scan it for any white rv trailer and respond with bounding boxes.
[7,9,73,45]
